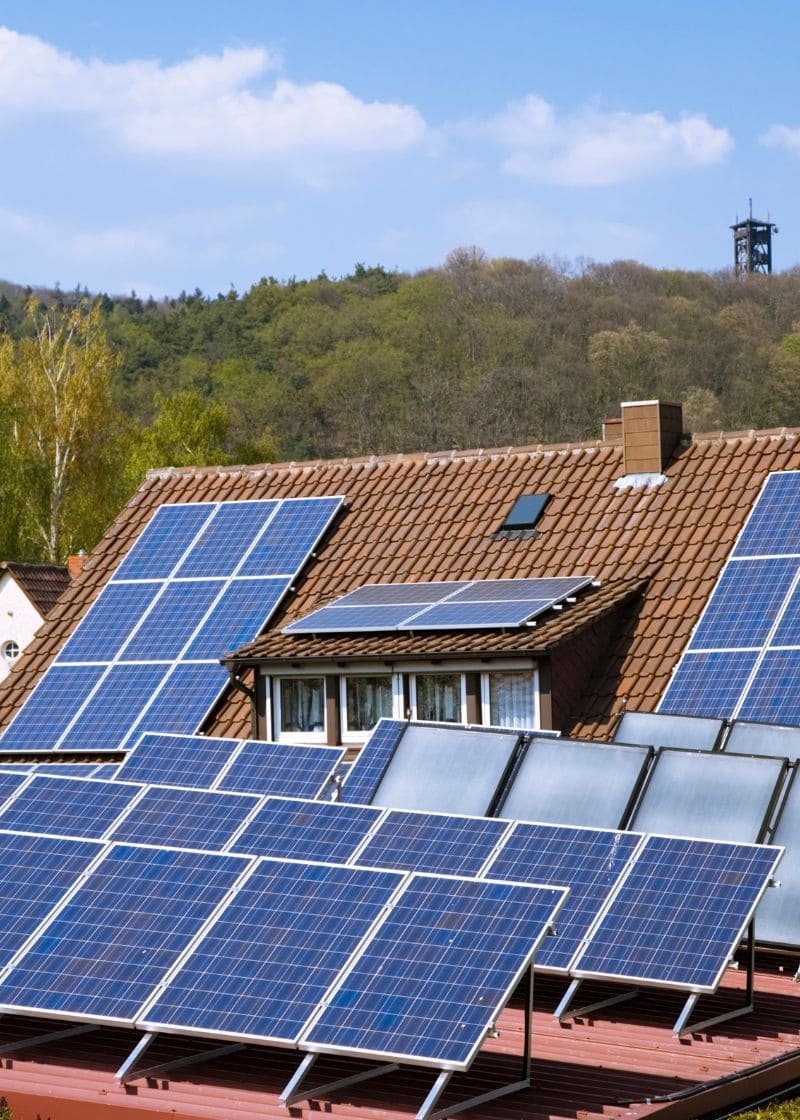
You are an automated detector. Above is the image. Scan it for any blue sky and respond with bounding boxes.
[0,1,797,295]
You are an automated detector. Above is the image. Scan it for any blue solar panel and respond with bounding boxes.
[174,501,280,579]
[109,786,261,850]
[239,497,342,577]
[90,764,122,780]
[0,775,142,839]
[56,583,162,664]
[0,772,31,804]
[113,504,215,581]
[449,578,590,602]
[739,649,800,725]
[183,578,288,659]
[229,798,382,861]
[0,832,104,964]
[303,875,566,1068]
[120,580,224,662]
[285,604,414,633]
[769,582,800,646]
[132,663,230,739]
[409,600,549,629]
[0,845,251,1023]
[660,651,759,717]
[139,861,404,1044]
[573,835,781,991]
[340,719,405,805]
[690,558,798,649]
[216,740,343,798]
[0,665,106,750]
[733,471,800,558]
[57,664,168,751]
[340,583,469,606]
[357,810,509,876]
[485,822,643,972]
[116,732,241,788]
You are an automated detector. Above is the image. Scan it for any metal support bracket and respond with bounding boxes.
[116,1032,157,1084]
[124,1041,246,1084]
[674,920,756,1037]
[421,1075,532,1120]
[555,978,639,1022]
[280,1052,399,1107]
[0,1023,97,1056]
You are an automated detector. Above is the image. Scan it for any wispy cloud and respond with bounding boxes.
[0,27,426,160]
[760,123,800,152]
[457,95,733,186]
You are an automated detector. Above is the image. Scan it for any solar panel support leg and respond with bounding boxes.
[125,1041,246,1083]
[674,920,757,1038]
[522,962,533,1081]
[0,1023,97,1056]
[419,1071,535,1120]
[280,1053,399,1107]
[555,979,639,1023]
[115,1032,156,1084]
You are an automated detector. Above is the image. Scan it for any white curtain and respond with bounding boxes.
[280,677,325,733]
[346,676,392,731]
[416,673,461,722]
[489,671,535,728]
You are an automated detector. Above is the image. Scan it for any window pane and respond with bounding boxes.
[279,677,325,734]
[345,676,393,732]
[416,673,461,723]
[489,670,536,729]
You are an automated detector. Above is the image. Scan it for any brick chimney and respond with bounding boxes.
[67,550,87,579]
[620,400,683,476]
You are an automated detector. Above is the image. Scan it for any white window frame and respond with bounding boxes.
[480,667,540,730]
[1,640,20,667]
[339,671,404,743]
[270,673,328,744]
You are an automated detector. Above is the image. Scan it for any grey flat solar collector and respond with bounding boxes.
[614,711,725,752]
[496,736,652,829]
[724,720,800,760]
[751,769,800,947]
[628,748,788,842]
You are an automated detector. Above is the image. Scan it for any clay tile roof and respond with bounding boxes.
[0,562,71,617]
[3,426,800,739]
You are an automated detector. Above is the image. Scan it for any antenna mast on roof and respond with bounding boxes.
[731,200,778,276]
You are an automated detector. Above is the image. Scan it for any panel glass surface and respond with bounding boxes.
[230,798,382,862]
[116,732,241,788]
[0,772,31,804]
[340,719,406,805]
[445,577,590,602]
[183,578,288,659]
[725,721,800,759]
[217,740,343,798]
[303,876,566,1068]
[660,651,759,718]
[109,786,261,851]
[173,501,279,578]
[239,497,343,577]
[90,764,122,780]
[112,504,214,581]
[732,471,800,558]
[56,583,162,664]
[689,558,798,649]
[370,725,519,814]
[497,737,650,829]
[630,750,787,842]
[285,604,416,633]
[338,583,470,606]
[120,581,224,661]
[754,773,800,945]
[0,775,141,839]
[132,663,230,739]
[614,711,724,752]
[0,831,104,964]
[409,600,550,629]
[739,650,800,726]
[573,835,781,990]
[57,664,168,752]
[486,822,643,972]
[357,810,509,876]
[140,861,404,1043]
[0,845,249,1022]
[0,665,106,750]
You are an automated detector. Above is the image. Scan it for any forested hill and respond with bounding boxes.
[3,249,800,562]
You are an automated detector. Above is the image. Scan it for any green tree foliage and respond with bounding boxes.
[2,255,800,561]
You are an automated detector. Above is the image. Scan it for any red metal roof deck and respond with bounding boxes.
[2,956,799,1120]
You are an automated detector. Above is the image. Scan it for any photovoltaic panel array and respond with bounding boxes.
[355,809,510,876]
[0,775,143,840]
[0,844,251,1024]
[284,576,594,633]
[661,470,800,723]
[301,876,567,1069]
[115,733,344,800]
[0,496,343,752]
[484,822,644,972]
[229,797,383,862]
[572,835,782,991]
[107,786,263,851]
[139,861,405,1045]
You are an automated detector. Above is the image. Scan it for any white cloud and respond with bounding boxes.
[0,27,426,159]
[760,123,800,152]
[459,95,732,186]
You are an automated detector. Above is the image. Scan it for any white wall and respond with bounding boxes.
[0,573,45,680]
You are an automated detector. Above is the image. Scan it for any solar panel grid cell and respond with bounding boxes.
[112,504,215,582]
[229,798,382,861]
[660,651,759,717]
[0,776,142,839]
[173,501,280,579]
[120,581,225,662]
[740,649,800,724]
[57,664,169,751]
[340,719,406,805]
[116,732,242,788]
[733,471,800,558]
[690,558,799,649]
[217,740,343,798]
[183,578,288,659]
[56,582,162,664]
[132,663,230,740]
[108,786,263,851]
[0,665,106,750]
[409,600,550,628]
[355,810,509,876]
[239,498,342,577]
[139,860,405,1044]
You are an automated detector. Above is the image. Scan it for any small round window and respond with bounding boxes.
[1,640,20,666]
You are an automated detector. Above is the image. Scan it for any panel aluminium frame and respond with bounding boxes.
[558,833,783,1036]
